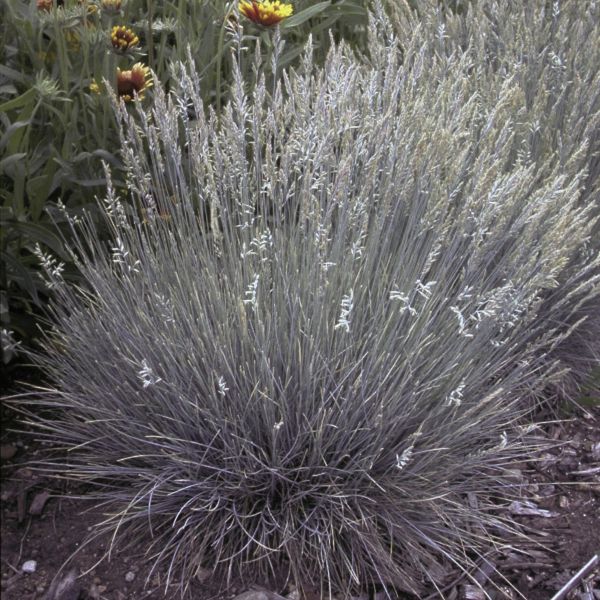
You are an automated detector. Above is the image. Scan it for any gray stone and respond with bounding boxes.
[125,571,136,583]
[21,560,37,573]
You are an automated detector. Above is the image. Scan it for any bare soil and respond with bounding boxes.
[1,378,599,600]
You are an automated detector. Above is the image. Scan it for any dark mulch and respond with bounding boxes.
[1,368,599,600]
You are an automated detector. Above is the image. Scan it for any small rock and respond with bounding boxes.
[0,445,17,461]
[559,495,570,508]
[125,571,136,583]
[195,567,211,582]
[21,560,37,574]
[89,583,107,599]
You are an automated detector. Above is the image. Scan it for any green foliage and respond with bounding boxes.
[1,0,122,359]
[24,0,599,596]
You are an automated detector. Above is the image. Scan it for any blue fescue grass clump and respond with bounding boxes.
[28,1,599,597]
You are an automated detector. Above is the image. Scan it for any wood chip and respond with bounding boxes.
[43,569,80,600]
[473,558,496,586]
[29,491,51,516]
[575,482,600,494]
[461,584,486,600]
[17,488,27,523]
[509,500,559,518]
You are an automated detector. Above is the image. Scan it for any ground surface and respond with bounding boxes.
[1,373,599,600]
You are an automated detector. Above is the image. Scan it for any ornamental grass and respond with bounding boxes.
[25,0,599,597]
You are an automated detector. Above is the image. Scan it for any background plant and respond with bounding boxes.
[1,0,129,368]
[23,0,600,597]
[0,0,372,370]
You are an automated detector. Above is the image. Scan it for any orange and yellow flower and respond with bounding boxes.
[101,0,121,13]
[111,25,139,51]
[36,0,54,11]
[238,1,293,26]
[117,63,152,101]
[78,0,98,15]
